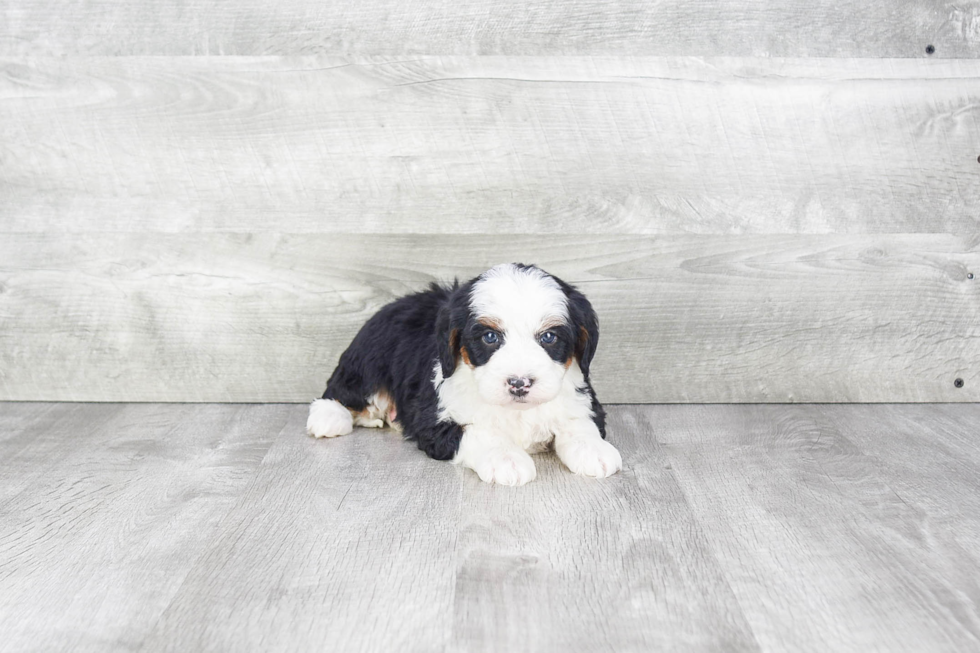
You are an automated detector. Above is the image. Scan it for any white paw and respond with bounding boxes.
[353,416,385,429]
[306,399,353,438]
[472,449,537,486]
[558,438,622,478]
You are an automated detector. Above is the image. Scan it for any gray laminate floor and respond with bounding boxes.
[0,403,978,652]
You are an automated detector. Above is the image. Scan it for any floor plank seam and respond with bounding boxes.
[132,408,293,652]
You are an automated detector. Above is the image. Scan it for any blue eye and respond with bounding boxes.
[540,331,557,345]
[482,331,499,345]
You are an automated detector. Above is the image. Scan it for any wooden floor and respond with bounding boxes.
[1,403,978,652]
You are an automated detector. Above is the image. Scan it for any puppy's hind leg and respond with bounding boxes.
[306,399,354,438]
[350,391,397,430]
[311,343,387,437]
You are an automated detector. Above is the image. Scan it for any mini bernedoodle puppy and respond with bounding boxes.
[306,263,622,485]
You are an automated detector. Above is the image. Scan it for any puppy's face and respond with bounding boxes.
[439,264,599,409]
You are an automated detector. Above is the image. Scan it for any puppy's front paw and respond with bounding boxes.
[558,438,622,478]
[472,449,537,486]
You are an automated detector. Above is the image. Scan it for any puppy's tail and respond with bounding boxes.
[306,399,354,438]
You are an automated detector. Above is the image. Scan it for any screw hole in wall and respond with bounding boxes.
[925,45,935,55]
[969,273,976,280]
[954,378,964,389]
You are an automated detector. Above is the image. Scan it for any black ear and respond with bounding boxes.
[436,281,467,378]
[567,287,599,378]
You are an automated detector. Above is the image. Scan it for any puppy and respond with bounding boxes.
[306,263,621,485]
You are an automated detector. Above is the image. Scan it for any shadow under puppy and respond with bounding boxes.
[307,263,621,486]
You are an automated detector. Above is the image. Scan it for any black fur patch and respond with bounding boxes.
[537,323,576,366]
[322,282,465,460]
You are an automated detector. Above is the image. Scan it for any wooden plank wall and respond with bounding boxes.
[1,2,979,402]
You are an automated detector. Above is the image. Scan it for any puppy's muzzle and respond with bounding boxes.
[507,376,535,398]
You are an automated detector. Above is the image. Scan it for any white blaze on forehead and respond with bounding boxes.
[469,264,567,333]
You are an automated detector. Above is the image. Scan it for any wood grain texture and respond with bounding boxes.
[0,400,58,443]
[651,403,980,652]
[1,233,977,403]
[0,403,283,653]
[140,406,464,653]
[0,403,133,504]
[2,402,979,651]
[2,57,979,235]
[451,407,760,652]
[812,403,980,608]
[2,1,979,57]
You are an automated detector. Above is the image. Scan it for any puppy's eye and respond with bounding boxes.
[482,331,499,345]
[539,331,557,345]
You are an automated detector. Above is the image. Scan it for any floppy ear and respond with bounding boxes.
[567,288,599,378]
[436,281,467,378]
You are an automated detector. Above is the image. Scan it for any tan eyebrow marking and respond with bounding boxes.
[539,316,566,331]
[477,317,503,331]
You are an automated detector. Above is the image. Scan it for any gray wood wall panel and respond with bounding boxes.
[3,57,979,235]
[1,233,977,403]
[3,5,978,403]
[2,1,978,58]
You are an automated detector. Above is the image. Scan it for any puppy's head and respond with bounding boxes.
[437,263,598,409]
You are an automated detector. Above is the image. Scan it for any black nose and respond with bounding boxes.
[507,376,534,396]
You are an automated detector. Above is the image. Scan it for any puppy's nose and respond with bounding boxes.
[507,376,534,396]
